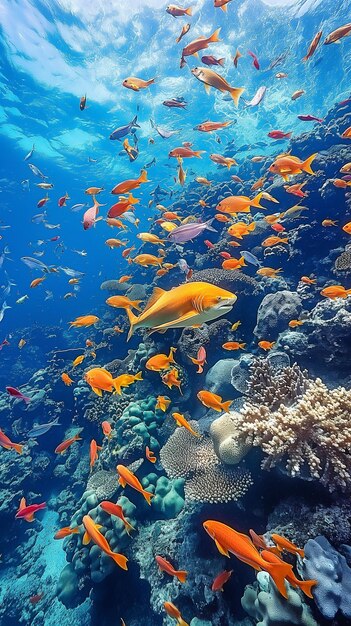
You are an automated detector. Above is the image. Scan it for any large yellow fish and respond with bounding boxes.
[126,282,237,340]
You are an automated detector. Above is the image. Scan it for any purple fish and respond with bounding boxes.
[6,386,31,404]
[168,219,217,243]
[201,56,225,67]
[298,114,324,123]
[245,86,267,107]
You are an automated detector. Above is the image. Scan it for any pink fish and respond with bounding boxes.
[6,386,31,404]
[83,202,99,230]
[298,114,324,123]
[0,338,10,351]
[248,50,260,70]
[189,346,207,373]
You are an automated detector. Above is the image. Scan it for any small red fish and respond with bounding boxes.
[271,223,285,232]
[50,236,60,241]
[212,569,233,592]
[29,593,44,604]
[219,252,231,259]
[146,446,157,463]
[6,386,31,404]
[189,346,207,373]
[268,131,292,140]
[16,498,46,521]
[248,50,260,69]
[58,193,69,207]
[298,114,324,123]
[204,240,215,249]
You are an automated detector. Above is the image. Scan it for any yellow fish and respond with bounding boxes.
[155,396,171,412]
[73,354,85,367]
[172,412,200,437]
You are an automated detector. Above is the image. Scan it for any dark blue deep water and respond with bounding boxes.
[1,0,351,625]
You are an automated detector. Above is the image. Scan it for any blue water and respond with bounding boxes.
[1,0,351,624]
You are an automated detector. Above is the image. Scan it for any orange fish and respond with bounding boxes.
[222,257,246,270]
[341,127,351,139]
[86,339,94,347]
[262,236,289,247]
[122,76,155,92]
[233,48,242,67]
[106,296,142,311]
[169,146,204,159]
[322,219,337,227]
[284,182,308,198]
[82,514,128,569]
[342,221,351,234]
[262,550,317,598]
[0,429,23,454]
[54,526,79,540]
[228,222,255,239]
[211,569,233,592]
[197,390,232,412]
[210,153,237,169]
[117,464,154,505]
[303,30,322,61]
[146,446,157,463]
[258,340,275,351]
[265,213,283,224]
[30,276,46,288]
[257,267,282,278]
[69,315,99,329]
[155,396,171,412]
[122,246,135,259]
[196,120,234,132]
[16,498,46,521]
[215,214,232,223]
[271,533,305,558]
[269,153,317,180]
[161,368,182,393]
[145,347,177,372]
[300,276,316,285]
[222,341,246,350]
[181,27,221,62]
[333,178,351,188]
[203,520,296,599]
[111,170,148,195]
[172,412,200,437]
[164,601,189,626]
[320,285,351,299]
[90,439,102,471]
[102,421,112,438]
[100,500,135,535]
[55,433,82,454]
[61,372,74,386]
[156,556,188,583]
[228,241,241,247]
[289,319,304,328]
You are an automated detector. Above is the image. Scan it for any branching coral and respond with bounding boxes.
[245,359,309,410]
[230,378,351,491]
[160,421,252,503]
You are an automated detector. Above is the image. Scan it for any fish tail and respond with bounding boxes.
[346,289,351,296]
[126,307,138,341]
[132,115,140,128]
[251,192,264,209]
[128,193,140,205]
[176,570,188,583]
[261,556,291,599]
[295,578,317,599]
[302,152,317,175]
[185,6,192,15]
[147,78,156,86]
[205,218,217,232]
[209,27,221,43]
[23,396,31,405]
[194,150,203,158]
[139,169,148,183]
[218,57,225,66]
[125,520,135,535]
[142,489,155,506]
[229,87,245,107]
[221,400,232,412]
[110,551,128,570]
[134,371,143,381]
[177,618,190,626]
[13,443,23,455]
[157,257,164,266]
[132,300,143,311]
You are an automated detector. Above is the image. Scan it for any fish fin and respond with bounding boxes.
[194,150,204,158]
[221,400,232,413]
[185,6,192,15]
[192,52,200,58]
[118,476,127,488]
[229,87,245,107]
[153,310,198,329]
[205,218,217,232]
[220,3,227,11]
[261,552,291,599]
[139,169,148,183]
[204,83,211,95]
[218,58,225,66]
[14,443,23,454]
[126,307,139,341]
[25,513,35,522]
[215,540,230,557]
[110,552,128,570]
[143,287,166,312]
[251,192,264,209]
[301,153,317,175]
[176,570,188,583]
[142,489,154,506]
[134,371,143,381]
[296,578,317,599]
[125,521,135,535]
[132,115,140,128]
[92,386,102,397]
[209,27,221,42]
[82,531,91,545]
[131,300,143,311]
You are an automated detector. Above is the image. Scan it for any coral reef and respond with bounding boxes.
[254,291,302,340]
[244,359,309,410]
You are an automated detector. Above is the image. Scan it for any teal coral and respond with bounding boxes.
[142,472,185,518]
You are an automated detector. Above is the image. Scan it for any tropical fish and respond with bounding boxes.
[82,515,128,569]
[191,67,244,106]
[28,417,60,438]
[156,556,188,582]
[201,55,225,67]
[194,120,233,132]
[69,315,99,328]
[24,144,35,161]
[16,499,46,521]
[181,28,221,65]
[217,193,264,214]
[212,570,233,592]
[146,446,157,463]
[210,153,237,168]
[117,464,154,505]
[169,146,204,159]
[110,116,140,141]
[126,283,237,340]
[131,254,164,267]
[197,390,232,412]
[228,222,256,239]
[222,341,246,350]
[172,412,200,436]
[161,368,182,392]
[146,347,177,371]
[54,526,79,539]
[100,501,135,535]
[257,267,282,278]
[0,429,23,454]
[58,192,70,207]
[320,285,351,299]
[262,236,289,247]
[167,219,216,243]
[84,368,119,396]
[111,171,148,195]
[222,257,246,270]
[298,114,324,123]
[90,439,102,470]
[262,550,317,598]
[28,163,47,179]
[148,397,165,417]
[164,602,189,626]
[303,30,322,60]
[55,433,82,454]
[268,130,292,140]
[189,346,207,373]
[163,98,187,108]
[0,301,11,323]
[166,4,192,17]
[122,76,155,91]
[324,23,351,44]
[114,372,143,395]
[245,86,266,107]
[6,386,31,404]
[258,340,275,351]
[233,49,242,68]
[21,256,49,273]
[16,295,29,305]
[291,89,305,100]
[61,373,74,386]
[176,22,191,43]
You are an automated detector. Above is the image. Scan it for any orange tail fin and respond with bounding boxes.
[221,400,232,413]
[302,153,317,175]
[14,443,23,455]
[142,489,154,506]
[110,551,128,570]
[176,570,188,583]
[229,87,245,107]
[209,27,221,43]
